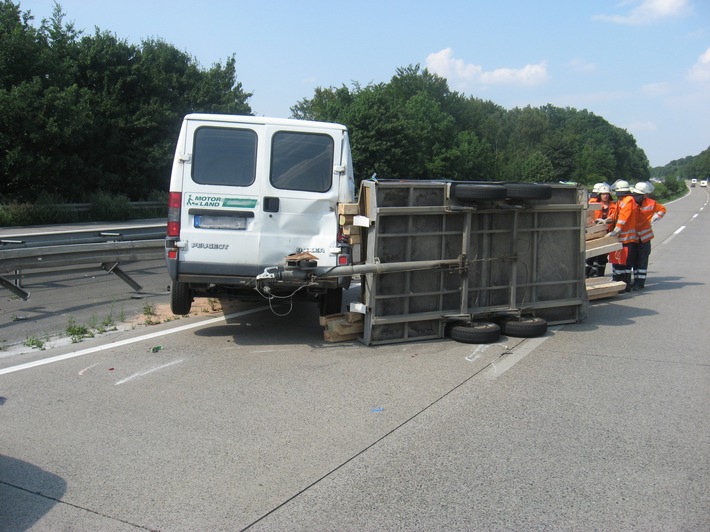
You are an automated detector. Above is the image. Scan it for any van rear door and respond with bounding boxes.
[258,124,343,269]
[176,117,344,277]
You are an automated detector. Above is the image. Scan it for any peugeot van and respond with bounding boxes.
[165,114,355,316]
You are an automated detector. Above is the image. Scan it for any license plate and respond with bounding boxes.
[194,215,246,230]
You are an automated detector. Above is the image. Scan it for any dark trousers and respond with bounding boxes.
[634,241,652,287]
[586,253,609,277]
[611,242,638,290]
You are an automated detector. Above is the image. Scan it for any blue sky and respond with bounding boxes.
[17,0,710,167]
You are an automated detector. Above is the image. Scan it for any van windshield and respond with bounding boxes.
[191,127,257,186]
[270,131,333,192]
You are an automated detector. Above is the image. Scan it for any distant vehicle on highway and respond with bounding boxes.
[691,179,697,187]
[701,180,708,187]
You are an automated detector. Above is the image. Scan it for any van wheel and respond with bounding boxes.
[170,281,192,315]
[450,321,501,344]
[319,288,343,316]
[500,317,547,337]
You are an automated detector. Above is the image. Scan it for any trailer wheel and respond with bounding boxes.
[450,321,501,344]
[505,183,552,200]
[170,281,192,315]
[452,184,507,202]
[501,317,548,337]
[319,288,343,316]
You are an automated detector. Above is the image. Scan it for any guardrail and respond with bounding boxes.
[0,222,166,300]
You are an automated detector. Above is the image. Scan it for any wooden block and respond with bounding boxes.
[338,203,360,215]
[345,312,363,323]
[335,321,364,335]
[342,225,360,236]
[585,224,609,240]
[338,214,354,226]
[348,234,362,245]
[319,313,347,327]
[585,278,626,300]
[323,330,360,342]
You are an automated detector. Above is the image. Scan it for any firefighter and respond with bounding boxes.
[630,181,666,290]
[609,180,638,291]
[586,183,616,277]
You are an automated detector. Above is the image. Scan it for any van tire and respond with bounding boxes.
[505,183,552,200]
[450,321,501,344]
[452,184,507,201]
[320,288,343,316]
[500,316,547,337]
[170,281,193,315]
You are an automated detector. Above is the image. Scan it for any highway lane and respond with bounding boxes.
[1,187,708,530]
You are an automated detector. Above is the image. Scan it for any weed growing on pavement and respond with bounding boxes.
[24,335,45,350]
[143,303,156,316]
[66,317,94,343]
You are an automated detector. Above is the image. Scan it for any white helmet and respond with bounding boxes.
[598,184,611,194]
[592,182,604,193]
[632,181,655,195]
[612,180,631,193]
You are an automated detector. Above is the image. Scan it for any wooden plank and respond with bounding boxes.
[342,225,360,236]
[335,321,364,335]
[585,278,626,300]
[337,203,360,215]
[323,330,360,342]
[319,313,347,327]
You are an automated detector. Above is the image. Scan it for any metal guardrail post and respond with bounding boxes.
[0,275,30,300]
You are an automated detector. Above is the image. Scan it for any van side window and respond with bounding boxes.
[270,132,333,192]
[192,127,257,186]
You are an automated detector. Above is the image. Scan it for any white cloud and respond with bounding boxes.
[594,0,691,25]
[641,81,673,96]
[425,48,547,90]
[567,58,597,73]
[687,46,710,81]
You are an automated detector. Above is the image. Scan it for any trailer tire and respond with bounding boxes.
[450,321,501,344]
[505,183,552,200]
[452,184,507,202]
[320,288,343,316]
[170,281,193,315]
[501,316,548,337]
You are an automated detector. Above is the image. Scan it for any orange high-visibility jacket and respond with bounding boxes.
[613,195,639,244]
[593,199,617,231]
[637,197,667,243]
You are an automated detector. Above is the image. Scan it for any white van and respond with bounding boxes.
[165,114,355,315]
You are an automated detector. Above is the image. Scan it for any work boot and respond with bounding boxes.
[624,274,633,292]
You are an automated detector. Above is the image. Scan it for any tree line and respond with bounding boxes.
[0,1,250,204]
[0,0,681,213]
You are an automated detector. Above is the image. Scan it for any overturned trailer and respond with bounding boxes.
[316,180,587,345]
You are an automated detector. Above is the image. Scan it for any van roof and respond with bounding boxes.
[184,113,347,131]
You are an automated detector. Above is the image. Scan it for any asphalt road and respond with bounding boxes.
[1,188,708,531]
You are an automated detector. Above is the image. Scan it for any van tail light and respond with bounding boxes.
[167,191,181,237]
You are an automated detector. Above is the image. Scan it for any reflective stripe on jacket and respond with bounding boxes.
[614,195,639,244]
[637,198,667,243]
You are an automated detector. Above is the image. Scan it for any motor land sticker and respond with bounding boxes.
[185,194,257,208]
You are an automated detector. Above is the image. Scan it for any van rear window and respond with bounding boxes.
[192,127,257,186]
[270,132,333,192]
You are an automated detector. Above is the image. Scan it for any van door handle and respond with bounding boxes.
[264,197,280,213]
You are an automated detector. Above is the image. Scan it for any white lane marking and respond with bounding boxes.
[78,362,99,376]
[692,213,699,220]
[466,343,493,362]
[483,328,558,380]
[662,225,686,245]
[0,306,268,376]
[115,359,183,385]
